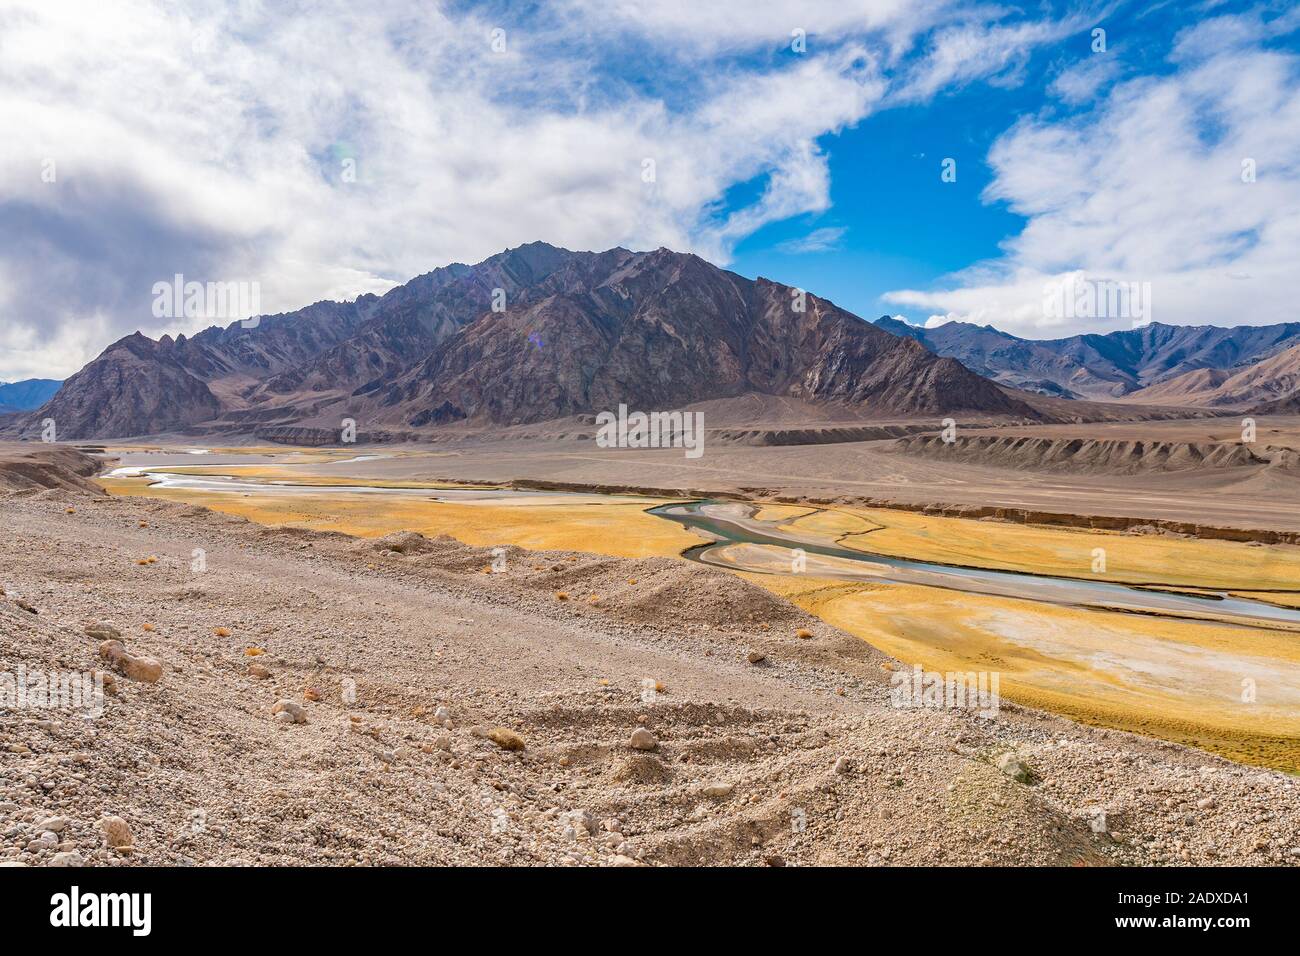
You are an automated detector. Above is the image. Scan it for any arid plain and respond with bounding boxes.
[4,409,1300,867]
[91,412,1300,770]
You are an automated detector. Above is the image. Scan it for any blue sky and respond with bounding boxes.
[728,0,1300,324]
[2,0,1299,380]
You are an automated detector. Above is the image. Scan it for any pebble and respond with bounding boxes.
[49,851,84,867]
[747,649,766,664]
[561,809,596,836]
[98,639,163,683]
[270,699,307,724]
[629,727,658,751]
[98,815,133,849]
[996,752,1032,784]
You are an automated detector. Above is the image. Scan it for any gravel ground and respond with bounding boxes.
[2,486,1298,867]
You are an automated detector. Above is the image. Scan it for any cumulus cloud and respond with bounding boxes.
[0,0,1089,379]
[0,1,889,378]
[886,14,1300,337]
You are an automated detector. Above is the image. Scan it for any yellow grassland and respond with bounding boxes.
[755,574,1300,771]
[99,476,697,558]
[792,505,1300,594]
[100,463,1300,770]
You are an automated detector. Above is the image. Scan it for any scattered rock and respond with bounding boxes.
[629,727,658,751]
[49,851,84,867]
[701,782,734,798]
[119,654,163,683]
[746,649,766,664]
[247,663,270,679]
[98,639,162,683]
[98,815,133,849]
[270,699,307,724]
[561,809,596,836]
[833,757,852,775]
[996,752,1033,784]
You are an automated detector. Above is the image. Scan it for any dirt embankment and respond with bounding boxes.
[884,433,1287,476]
[0,444,105,494]
[708,424,929,447]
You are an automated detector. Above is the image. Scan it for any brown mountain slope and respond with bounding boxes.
[12,333,223,439]
[7,300,368,440]
[365,248,1035,427]
[1251,392,1300,415]
[7,243,1040,441]
[1126,343,1300,408]
[251,243,610,402]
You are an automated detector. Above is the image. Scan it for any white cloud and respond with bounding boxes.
[885,26,1300,337]
[776,226,848,254]
[557,0,952,56]
[0,0,925,378]
[891,13,1092,103]
[1049,50,1122,104]
[0,0,1103,379]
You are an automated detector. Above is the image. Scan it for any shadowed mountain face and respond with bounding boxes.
[0,379,61,411]
[9,243,1036,440]
[21,333,224,438]
[373,249,1031,427]
[876,317,1300,401]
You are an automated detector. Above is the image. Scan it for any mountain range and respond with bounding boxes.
[9,244,1299,443]
[6,244,1032,441]
[874,317,1300,404]
[0,379,62,415]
